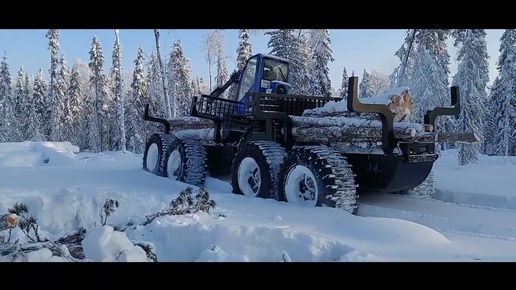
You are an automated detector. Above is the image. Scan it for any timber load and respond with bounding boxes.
[164,87,479,145]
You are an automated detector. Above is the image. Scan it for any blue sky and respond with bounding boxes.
[0,29,504,89]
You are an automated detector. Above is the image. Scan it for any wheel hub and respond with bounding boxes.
[146,143,159,172]
[284,165,319,207]
[298,175,317,201]
[167,149,182,179]
[238,157,262,197]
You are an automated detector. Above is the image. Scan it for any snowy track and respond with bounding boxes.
[207,174,516,242]
[358,193,516,241]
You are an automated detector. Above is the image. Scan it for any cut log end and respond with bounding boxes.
[0,213,18,232]
[7,214,17,228]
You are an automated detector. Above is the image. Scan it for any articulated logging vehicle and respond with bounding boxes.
[142,53,476,214]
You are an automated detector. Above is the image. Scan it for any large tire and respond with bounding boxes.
[278,146,358,214]
[231,141,287,200]
[142,133,176,176]
[163,138,208,187]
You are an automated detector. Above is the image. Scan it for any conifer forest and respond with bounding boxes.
[0,29,509,166]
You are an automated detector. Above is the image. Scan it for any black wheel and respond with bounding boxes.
[231,141,287,200]
[142,133,176,176]
[163,138,208,187]
[278,146,358,214]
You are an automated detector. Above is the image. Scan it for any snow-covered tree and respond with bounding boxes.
[214,34,229,99]
[20,73,33,141]
[196,77,209,95]
[111,30,126,152]
[201,30,224,91]
[339,66,349,100]
[46,29,61,141]
[483,78,498,155]
[490,29,516,156]
[66,62,83,148]
[146,52,165,118]
[153,29,172,119]
[57,55,70,142]
[307,29,334,97]
[267,29,312,95]
[292,32,312,95]
[215,56,229,98]
[126,46,147,153]
[88,35,107,152]
[236,29,252,71]
[368,70,390,96]
[266,29,296,60]
[451,29,489,165]
[410,46,440,124]
[410,30,454,147]
[359,69,373,98]
[13,66,26,141]
[0,52,14,142]
[168,40,194,118]
[27,69,46,141]
[390,29,418,89]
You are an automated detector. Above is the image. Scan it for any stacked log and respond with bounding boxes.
[165,115,479,144]
[163,87,479,145]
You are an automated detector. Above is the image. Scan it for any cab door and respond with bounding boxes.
[235,55,260,102]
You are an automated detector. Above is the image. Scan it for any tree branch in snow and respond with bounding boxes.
[8,202,45,243]
[141,186,216,226]
[1,202,86,261]
[132,241,158,262]
[99,198,120,226]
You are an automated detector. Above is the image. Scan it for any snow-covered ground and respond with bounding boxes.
[1,141,516,262]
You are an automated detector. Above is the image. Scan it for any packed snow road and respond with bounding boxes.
[358,192,516,241]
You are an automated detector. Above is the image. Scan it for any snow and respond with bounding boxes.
[2,141,516,261]
[82,226,148,262]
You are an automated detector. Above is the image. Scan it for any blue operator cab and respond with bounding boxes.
[235,54,293,114]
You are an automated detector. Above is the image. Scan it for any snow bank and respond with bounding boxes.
[195,245,250,262]
[82,226,149,262]
[0,141,78,167]
[128,213,382,262]
[433,149,516,210]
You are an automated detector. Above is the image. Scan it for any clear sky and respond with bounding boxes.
[0,29,505,90]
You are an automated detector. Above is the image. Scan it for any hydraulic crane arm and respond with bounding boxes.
[209,70,242,98]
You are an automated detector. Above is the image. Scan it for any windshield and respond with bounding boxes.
[262,57,288,82]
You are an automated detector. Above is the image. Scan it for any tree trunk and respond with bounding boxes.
[291,126,417,143]
[437,132,480,143]
[114,29,127,153]
[290,115,427,132]
[154,29,172,119]
[167,117,214,128]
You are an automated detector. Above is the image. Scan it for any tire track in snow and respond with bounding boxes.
[357,193,516,242]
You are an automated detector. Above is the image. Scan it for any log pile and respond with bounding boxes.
[163,87,479,145]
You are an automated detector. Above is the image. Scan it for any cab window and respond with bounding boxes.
[262,58,288,83]
[236,57,258,101]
